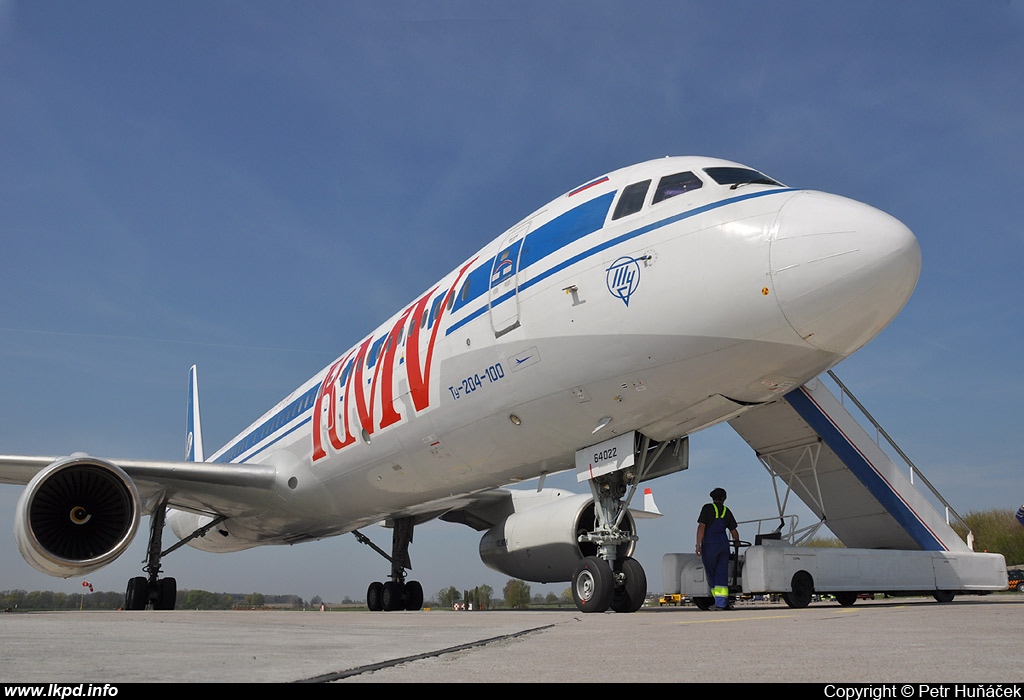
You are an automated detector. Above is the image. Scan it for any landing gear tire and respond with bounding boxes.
[367,581,383,612]
[353,519,420,613]
[572,556,614,613]
[783,571,814,609]
[155,577,177,610]
[381,581,404,611]
[834,591,857,607]
[933,590,955,603]
[693,596,713,611]
[125,576,148,610]
[610,557,647,613]
[404,580,424,611]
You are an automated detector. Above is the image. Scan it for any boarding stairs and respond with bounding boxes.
[727,371,973,553]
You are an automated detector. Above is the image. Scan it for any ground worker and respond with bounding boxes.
[696,487,739,610]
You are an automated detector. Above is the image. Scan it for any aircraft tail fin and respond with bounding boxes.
[185,364,205,462]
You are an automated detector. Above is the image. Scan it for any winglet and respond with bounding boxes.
[186,365,204,462]
[643,487,662,516]
[629,487,663,519]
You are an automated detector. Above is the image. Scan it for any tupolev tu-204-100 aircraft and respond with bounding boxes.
[0,156,921,613]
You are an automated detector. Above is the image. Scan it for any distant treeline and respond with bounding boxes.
[2,589,125,611]
[959,508,1024,566]
[0,589,308,611]
[807,508,1024,566]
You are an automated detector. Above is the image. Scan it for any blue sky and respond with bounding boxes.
[1,1,1022,604]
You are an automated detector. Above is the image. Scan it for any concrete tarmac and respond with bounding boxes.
[1,596,1022,683]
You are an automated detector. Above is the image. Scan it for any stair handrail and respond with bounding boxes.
[824,370,974,549]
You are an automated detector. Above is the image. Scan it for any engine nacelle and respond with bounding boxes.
[14,455,141,578]
[478,492,636,583]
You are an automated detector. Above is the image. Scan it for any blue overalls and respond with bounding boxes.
[702,503,731,609]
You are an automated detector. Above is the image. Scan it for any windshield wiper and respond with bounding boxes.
[730,178,779,190]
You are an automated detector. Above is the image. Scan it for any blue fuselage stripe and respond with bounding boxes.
[215,187,795,463]
[446,187,794,336]
[213,386,319,463]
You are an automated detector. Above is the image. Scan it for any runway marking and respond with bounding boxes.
[294,624,554,682]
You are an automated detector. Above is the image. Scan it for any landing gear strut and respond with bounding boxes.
[570,433,682,613]
[124,499,178,610]
[355,516,424,611]
[123,500,226,611]
[572,467,648,613]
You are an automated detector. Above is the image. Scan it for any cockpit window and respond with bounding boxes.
[704,167,783,189]
[612,180,651,220]
[653,171,703,204]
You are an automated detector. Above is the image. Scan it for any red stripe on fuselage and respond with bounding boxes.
[311,258,477,462]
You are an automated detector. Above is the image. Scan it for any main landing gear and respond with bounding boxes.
[124,500,177,610]
[123,500,226,611]
[355,517,424,611]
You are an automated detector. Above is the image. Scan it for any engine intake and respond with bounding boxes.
[478,492,636,583]
[15,456,141,578]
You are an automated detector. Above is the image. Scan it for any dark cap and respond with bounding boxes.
[710,487,727,501]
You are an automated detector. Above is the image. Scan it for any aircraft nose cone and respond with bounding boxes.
[770,191,921,356]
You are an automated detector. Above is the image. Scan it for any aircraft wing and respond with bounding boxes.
[438,489,516,531]
[0,454,277,518]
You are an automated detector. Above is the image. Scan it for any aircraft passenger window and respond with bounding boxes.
[653,171,703,204]
[385,325,401,352]
[459,279,471,302]
[703,167,782,188]
[612,180,651,220]
[368,335,387,367]
[424,295,444,328]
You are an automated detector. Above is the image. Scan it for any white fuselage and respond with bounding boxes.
[170,156,920,551]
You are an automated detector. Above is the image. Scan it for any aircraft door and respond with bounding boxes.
[488,221,530,337]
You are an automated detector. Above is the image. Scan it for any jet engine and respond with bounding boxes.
[14,455,141,578]
[478,492,636,583]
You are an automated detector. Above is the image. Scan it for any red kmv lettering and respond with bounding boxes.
[312,259,475,462]
[311,350,356,462]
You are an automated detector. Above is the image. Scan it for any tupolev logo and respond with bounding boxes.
[606,256,641,307]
